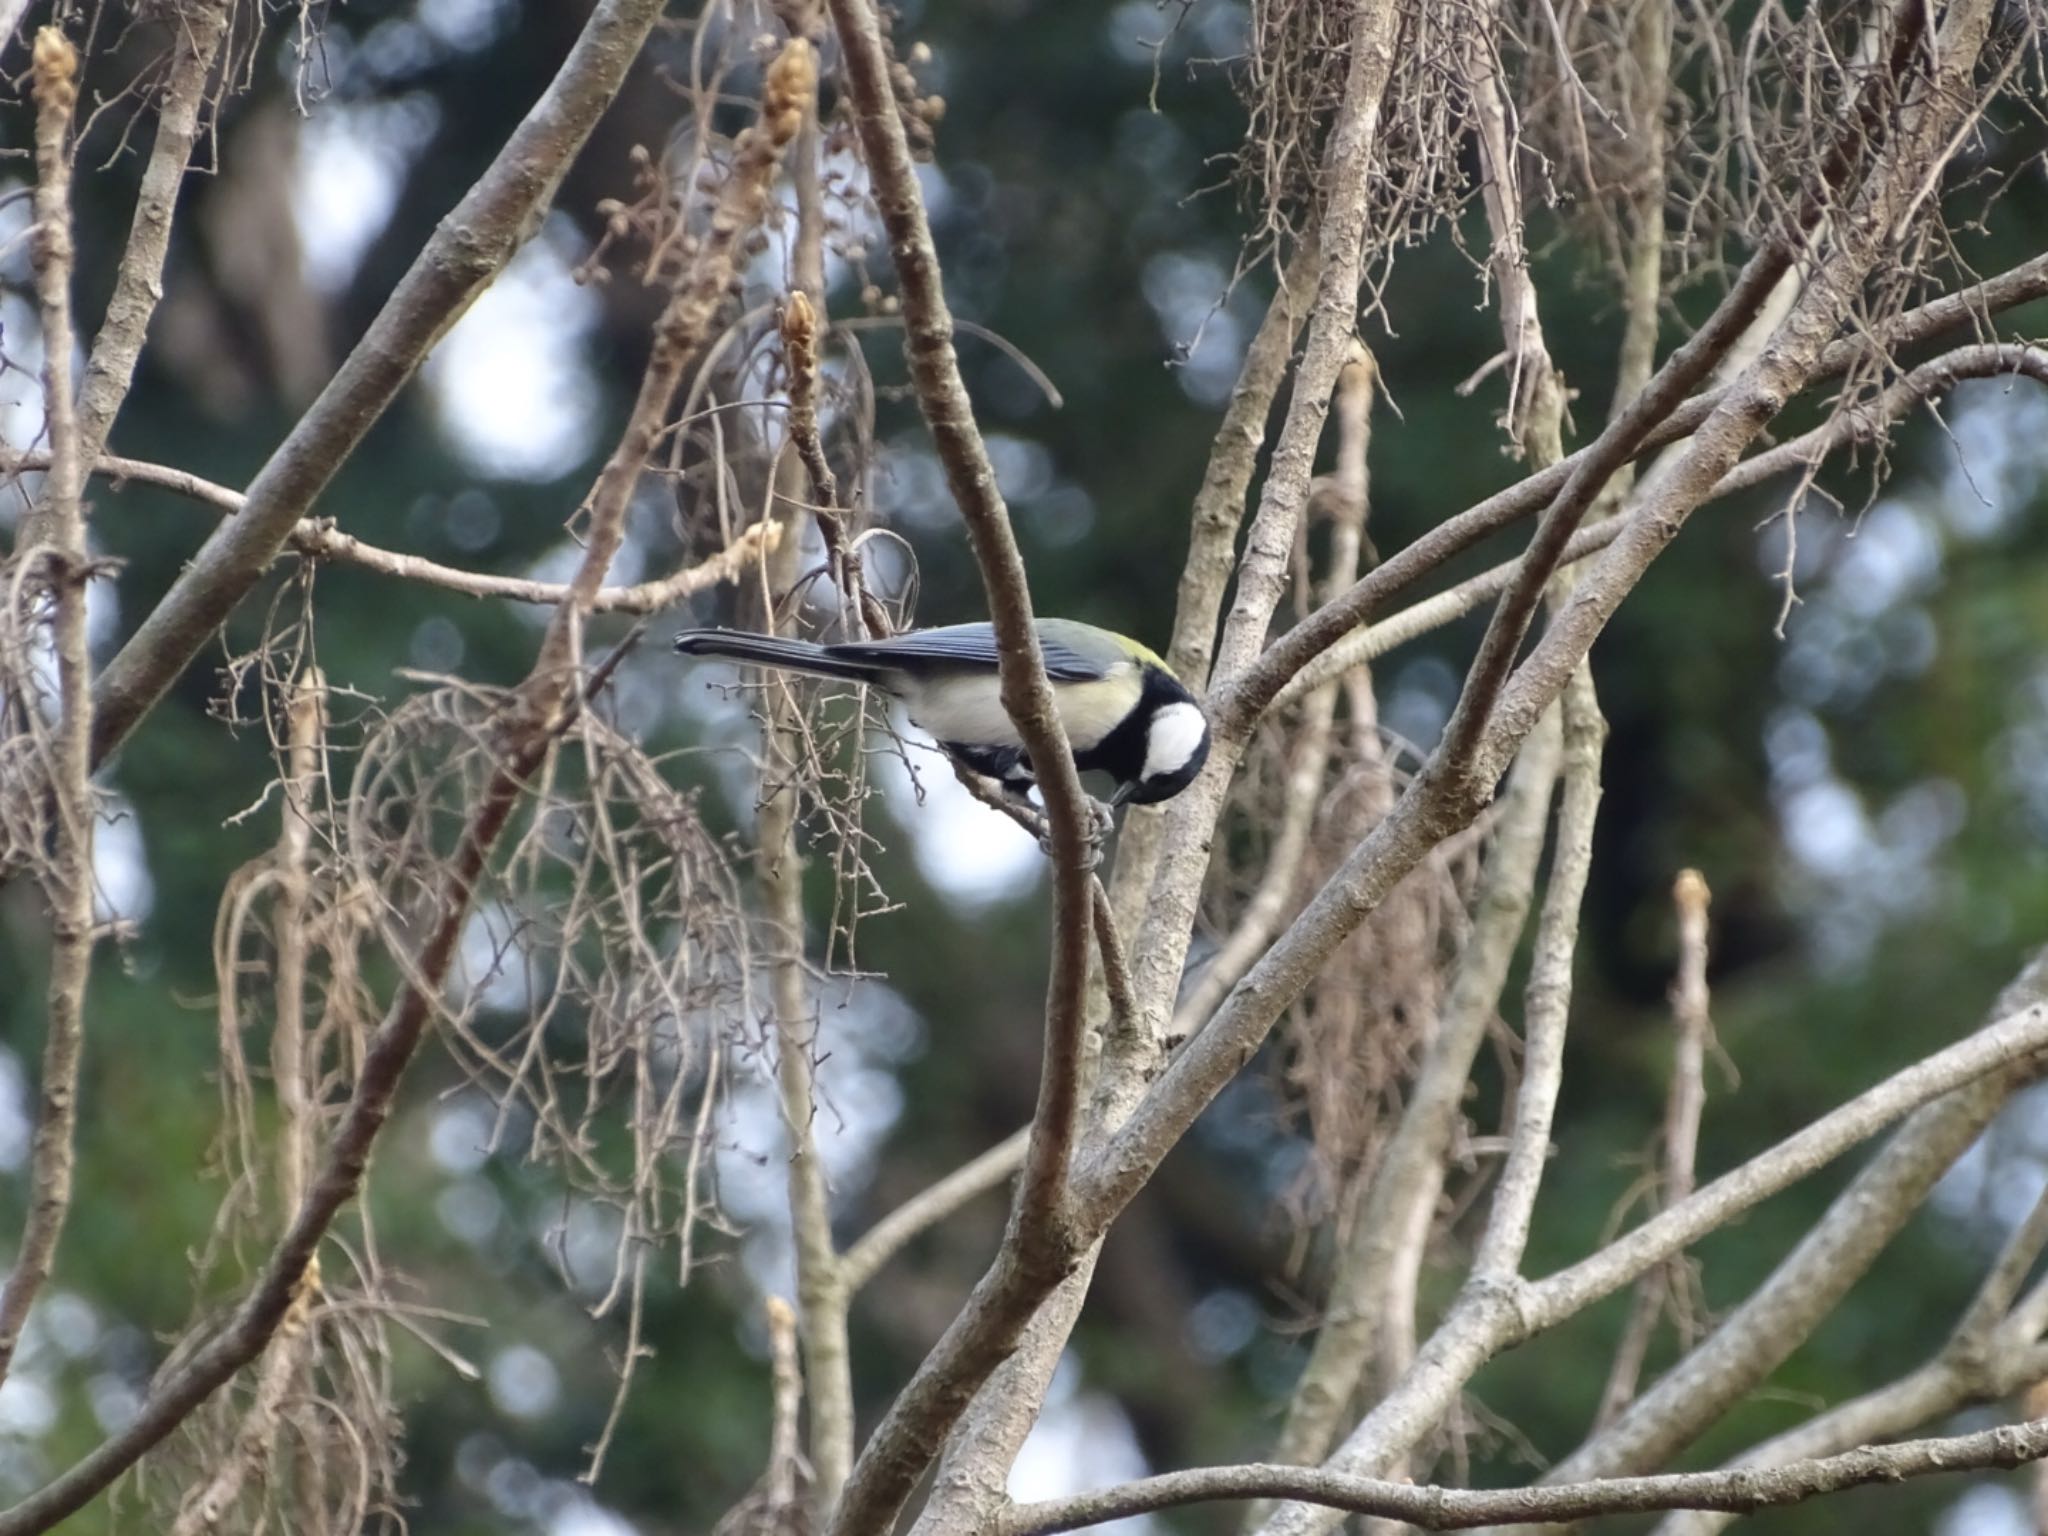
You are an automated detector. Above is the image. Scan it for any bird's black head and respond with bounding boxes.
[1113,671,1211,807]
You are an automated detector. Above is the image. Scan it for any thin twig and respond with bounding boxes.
[1597,870,1714,1427]
[754,63,856,1516]
[2,452,780,612]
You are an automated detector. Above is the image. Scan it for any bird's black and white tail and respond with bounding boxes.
[672,629,881,685]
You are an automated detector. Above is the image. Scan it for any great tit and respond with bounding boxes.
[672,618,1210,807]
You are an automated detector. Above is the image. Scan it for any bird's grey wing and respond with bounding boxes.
[826,624,1107,681]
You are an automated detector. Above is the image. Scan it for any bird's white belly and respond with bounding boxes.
[898,670,1130,750]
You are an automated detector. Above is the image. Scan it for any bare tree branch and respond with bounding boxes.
[755,80,854,1514]
[1124,0,1403,1074]
[1496,945,2048,1530]
[994,1418,2048,1536]
[1473,0,2000,793]
[1177,347,1378,1036]
[1270,341,2048,709]
[0,42,814,1531]
[1,452,780,611]
[0,25,91,1399]
[1260,704,1563,1482]
[840,1129,1031,1294]
[1598,869,1715,1427]
[1243,991,2048,1536]
[89,0,680,765]
[1242,249,2048,729]
[817,0,1145,1517]
[71,0,232,471]
[1109,235,1322,1042]
[1472,671,1604,1278]
[1656,1166,2048,1536]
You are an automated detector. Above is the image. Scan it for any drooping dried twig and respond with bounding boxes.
[171,671,330,1536]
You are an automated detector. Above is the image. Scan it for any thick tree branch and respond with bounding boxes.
[1125,0,1402,1069]
[1656,1141,2048,1536]
[0,26,91,1399]
[89,0,677,765]
[1243,988,2048,1536]
[1498,941,2048,1528]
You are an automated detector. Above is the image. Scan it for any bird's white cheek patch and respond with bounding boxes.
[1143,702,1208,781]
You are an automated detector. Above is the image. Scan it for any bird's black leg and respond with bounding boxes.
[942,742,1111,866]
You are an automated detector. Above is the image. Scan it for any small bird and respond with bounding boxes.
[673,618,1210,807]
